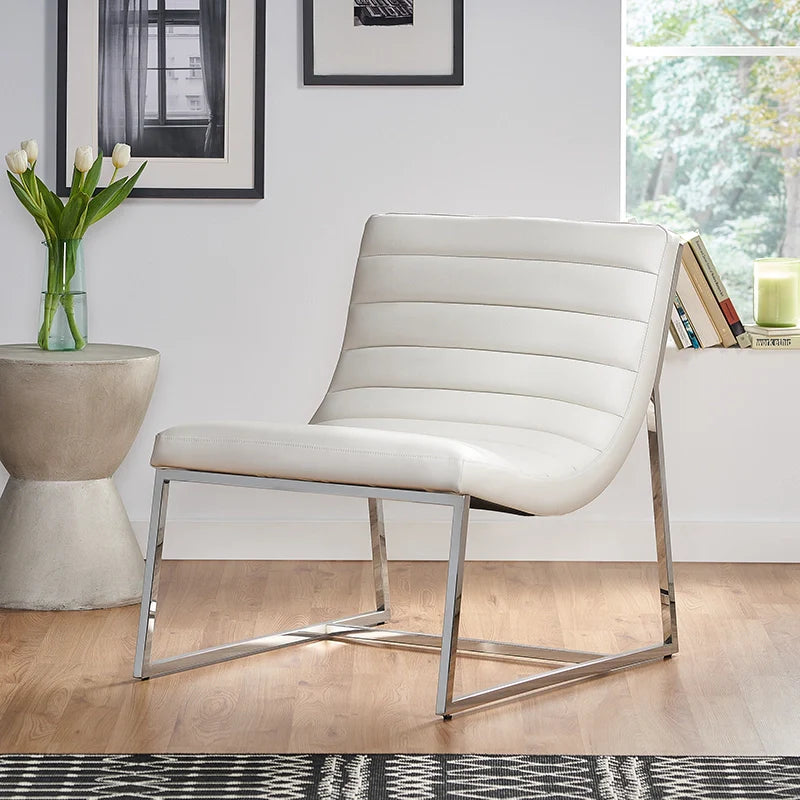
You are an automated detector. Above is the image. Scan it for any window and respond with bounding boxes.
[626,1,800,321]
[144,0,209,125]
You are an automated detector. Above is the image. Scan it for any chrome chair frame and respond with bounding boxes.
[133,385,678,718]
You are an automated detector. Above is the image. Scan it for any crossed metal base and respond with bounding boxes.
[134,395,678,718]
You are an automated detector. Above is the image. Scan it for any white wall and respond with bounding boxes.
[1,0,798,562]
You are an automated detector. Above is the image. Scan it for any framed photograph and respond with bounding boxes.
[303,0,463,86]
[57,0,266,199]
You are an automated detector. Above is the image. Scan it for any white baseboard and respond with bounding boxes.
[130,518,800,562]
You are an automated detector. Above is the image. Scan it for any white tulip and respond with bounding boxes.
[74,145,94,173]
[111,142,131,169]
[5,150,28,175]
[20,139,38,166]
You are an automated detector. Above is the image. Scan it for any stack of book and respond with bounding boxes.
[744,324,800,349]
[670,234,751,350]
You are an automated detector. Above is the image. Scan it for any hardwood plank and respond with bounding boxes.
[0,561,798,753]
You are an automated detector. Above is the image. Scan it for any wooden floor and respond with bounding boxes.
[0,561,798,754]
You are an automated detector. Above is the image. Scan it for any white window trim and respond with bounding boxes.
[627,45,800,57]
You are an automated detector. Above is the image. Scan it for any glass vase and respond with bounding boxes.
[38,239,87,351]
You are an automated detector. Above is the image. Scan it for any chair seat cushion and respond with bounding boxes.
[150,419,603,515]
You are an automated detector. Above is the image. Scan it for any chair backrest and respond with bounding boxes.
[312,213,681,475]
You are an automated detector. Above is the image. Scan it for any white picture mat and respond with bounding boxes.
[314,0,454,76]
[64,0,256,190]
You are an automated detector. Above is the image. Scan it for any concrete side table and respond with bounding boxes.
[0,344,159,610]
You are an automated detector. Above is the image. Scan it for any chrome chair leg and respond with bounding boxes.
[430,394,679,717]
[436,495,470,716]
[134,471,170,679]
[649,386,679,652]
[134,471,400,680]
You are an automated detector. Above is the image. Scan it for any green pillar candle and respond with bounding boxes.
[754,263,799,327]
[753,257,800,309]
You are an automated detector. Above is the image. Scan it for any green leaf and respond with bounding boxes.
[19,168,55,231]
[19,167,38,198]
[7,171,47,221]
[85,178,127,222]
[7,172,53,238]
[75,201,91,240]
[58,191,90,239]
[83,150,104,196]
[84,161,146,228]
[68,164,82,201]
[38,179,64,230]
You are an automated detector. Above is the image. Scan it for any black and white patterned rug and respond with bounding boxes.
[0,754,798,799]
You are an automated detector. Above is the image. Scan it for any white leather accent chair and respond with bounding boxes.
[135,214,682,717]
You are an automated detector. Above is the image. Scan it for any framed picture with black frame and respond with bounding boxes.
[57,0,265,199]
[303,0,463,86]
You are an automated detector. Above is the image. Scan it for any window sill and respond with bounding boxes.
[665,342,800,354]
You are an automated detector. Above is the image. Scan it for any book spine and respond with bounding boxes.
[682,245,736,347]
[687,237,751,348]
[670,306,691,348]
[749,333,800,349]
[676,261,722,347]
[674,294,700,348]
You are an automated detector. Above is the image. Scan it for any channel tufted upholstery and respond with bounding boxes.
[152,214,681,516]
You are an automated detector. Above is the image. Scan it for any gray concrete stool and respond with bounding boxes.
[0,344,159,609]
